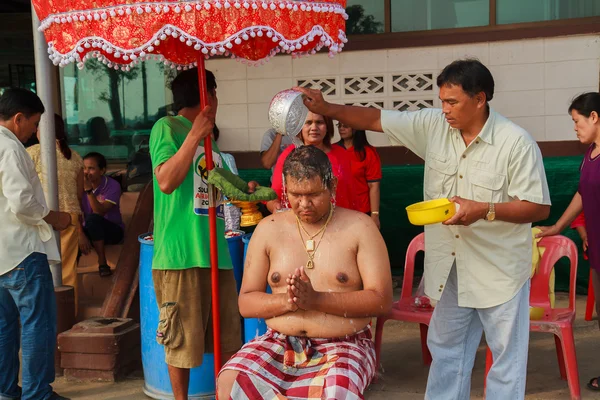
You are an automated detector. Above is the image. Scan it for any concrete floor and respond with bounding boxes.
[52,293,600,400]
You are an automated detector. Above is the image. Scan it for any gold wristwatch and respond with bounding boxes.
[484,202,495,221]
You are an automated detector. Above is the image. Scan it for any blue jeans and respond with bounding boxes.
[425,264,530,400]
[0,252,57,400]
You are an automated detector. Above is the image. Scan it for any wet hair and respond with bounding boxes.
[0,88,45,120]
[55,114,72,160]
[437,59,495,102]
[351,129,372,162]
[83,152,107,170]
[170,68,217,111]
[568,92,600,118]
[283,146,334,191]
[300,114,335,147]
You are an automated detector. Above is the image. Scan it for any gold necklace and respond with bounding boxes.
[297,211,330,243]
[295,206,334,269]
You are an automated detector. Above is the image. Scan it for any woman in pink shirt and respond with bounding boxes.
[536,92,600,391]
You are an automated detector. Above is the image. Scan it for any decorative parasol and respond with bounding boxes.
[31,0,348,373]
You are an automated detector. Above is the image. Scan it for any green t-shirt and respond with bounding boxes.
[149,115,233,270]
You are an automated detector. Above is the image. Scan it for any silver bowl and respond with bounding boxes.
[268,89,309,136]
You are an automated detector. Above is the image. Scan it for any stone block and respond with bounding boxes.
[58,318,140,382]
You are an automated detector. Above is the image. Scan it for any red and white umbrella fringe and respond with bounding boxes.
[47,25,348,70]
[38,0,347,29]
[36,0,348,68]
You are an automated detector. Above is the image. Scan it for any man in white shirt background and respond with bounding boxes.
[259,128,294,172]
[296,59,551,400]
[258,128,295,216]
[0,88,71,400]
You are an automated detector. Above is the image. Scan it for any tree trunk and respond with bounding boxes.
[108,68,124,129]
[142,63,148,124]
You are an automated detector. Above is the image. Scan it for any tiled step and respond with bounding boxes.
[76,298,104,322]
[77,255,120,304]
[74,191,142,322]
[77,244,122,273]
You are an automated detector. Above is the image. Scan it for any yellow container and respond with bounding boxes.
[529,306,545,320]
[230,200,263,227]
[406,199,456,226]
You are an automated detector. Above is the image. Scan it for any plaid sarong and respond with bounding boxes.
[220,326,376,400]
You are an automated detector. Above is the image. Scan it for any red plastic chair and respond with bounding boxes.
[585,269,595,321]
[484,235,580,400]
[374,233,433,373]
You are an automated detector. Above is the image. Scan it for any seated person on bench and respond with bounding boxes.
[80,152,124,277]
[217,145,393,400]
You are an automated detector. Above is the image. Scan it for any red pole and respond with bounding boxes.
[197,56,222,372]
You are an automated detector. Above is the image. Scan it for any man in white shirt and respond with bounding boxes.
[260,128,294,171]
[0,88,71,400]
[295,59,551,400]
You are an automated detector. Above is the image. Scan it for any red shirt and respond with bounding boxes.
[271,144,358,210]
[337,143,382,213]
[571,211,585,229]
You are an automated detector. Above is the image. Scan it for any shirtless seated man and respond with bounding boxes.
[217,145,393,400]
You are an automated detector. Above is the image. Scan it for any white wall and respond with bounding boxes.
[209,34,600,152]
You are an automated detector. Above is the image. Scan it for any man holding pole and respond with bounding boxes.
[150,69,244,400]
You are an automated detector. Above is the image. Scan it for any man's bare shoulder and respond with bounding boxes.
[253,210,296,238]
[334,207,375,227]
[334,208,383,244]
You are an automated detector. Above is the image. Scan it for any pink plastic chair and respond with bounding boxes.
[484,235,580,400]
[374,233,433,373]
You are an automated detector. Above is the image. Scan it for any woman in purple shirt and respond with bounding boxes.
[81,152,124,277]
[537,92,600,391]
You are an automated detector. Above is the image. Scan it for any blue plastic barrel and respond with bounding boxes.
[138,235,215,400]
[241,233,269,342]
[225,231,245,294]
[242,233,252,262]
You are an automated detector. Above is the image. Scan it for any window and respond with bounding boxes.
[0,65,36,94]
[60,60,173,162]
[497,0,600,24]
[391,0,489,32]
[346,0,600,45]
[346,0,385,34]
[0,14,35,94]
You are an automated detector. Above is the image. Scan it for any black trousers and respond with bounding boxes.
[84,213,124,244]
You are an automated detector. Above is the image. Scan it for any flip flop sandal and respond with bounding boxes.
[587,377,600,391]
[99,265,112,277]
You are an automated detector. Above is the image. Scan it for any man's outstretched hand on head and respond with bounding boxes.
[293,87,330,116]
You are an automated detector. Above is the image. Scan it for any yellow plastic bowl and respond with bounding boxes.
[530,307,545,320]
[406,199,456,226]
